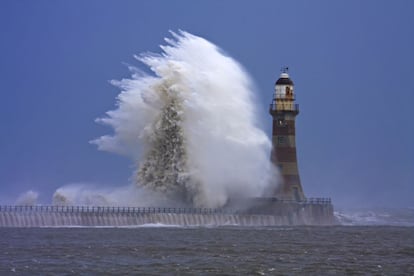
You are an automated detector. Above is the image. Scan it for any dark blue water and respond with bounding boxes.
[0,226,413,275]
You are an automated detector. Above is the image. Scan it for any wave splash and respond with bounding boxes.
[91,31,277,208]
[335,208,414,226]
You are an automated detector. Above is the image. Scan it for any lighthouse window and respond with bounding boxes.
[278,136,285,145]
[286,86,291,95]
[277,119,285,126]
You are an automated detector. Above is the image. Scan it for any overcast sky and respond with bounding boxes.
[0,0,413,208]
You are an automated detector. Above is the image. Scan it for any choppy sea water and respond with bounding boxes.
[0,226,413,275]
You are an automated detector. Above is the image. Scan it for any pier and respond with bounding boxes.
[0,198,336,227]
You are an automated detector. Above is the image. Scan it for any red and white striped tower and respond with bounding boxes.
[269,68,305,201]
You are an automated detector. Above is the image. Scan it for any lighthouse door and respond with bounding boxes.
[293,187,301,201]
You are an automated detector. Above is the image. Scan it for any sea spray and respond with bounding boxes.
[15,190,39,206]
[90,31,278,208]
[136,94,195,202]
[52,184,176,207]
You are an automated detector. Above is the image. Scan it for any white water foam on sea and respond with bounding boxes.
[127,223,182,228]
[335,208,414,226]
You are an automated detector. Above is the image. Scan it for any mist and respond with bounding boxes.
[15,190,39,206]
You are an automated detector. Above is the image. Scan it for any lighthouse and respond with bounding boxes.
[270,68,305,201]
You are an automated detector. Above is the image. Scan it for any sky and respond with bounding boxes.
[0,0,413,208]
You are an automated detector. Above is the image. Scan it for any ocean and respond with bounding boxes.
[1,226,413,275]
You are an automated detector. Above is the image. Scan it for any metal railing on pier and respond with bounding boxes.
[0,198,331,215]
[305,198,331,204]
[0,205,227,215]
[268,198,331,204]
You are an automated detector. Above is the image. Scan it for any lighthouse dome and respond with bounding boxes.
[275,72,294,85]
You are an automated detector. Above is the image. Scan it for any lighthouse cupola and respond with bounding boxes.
[269,67,305,201]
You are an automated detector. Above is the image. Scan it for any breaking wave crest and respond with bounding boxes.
[90,31,278,208]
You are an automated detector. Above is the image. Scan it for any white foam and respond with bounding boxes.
[335,209,414,226]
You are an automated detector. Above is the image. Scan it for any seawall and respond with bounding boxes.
[0,201,336,227]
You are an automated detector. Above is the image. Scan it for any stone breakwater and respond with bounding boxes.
[0,200,336,227]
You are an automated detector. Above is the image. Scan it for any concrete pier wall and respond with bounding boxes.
[0,202,336,227]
